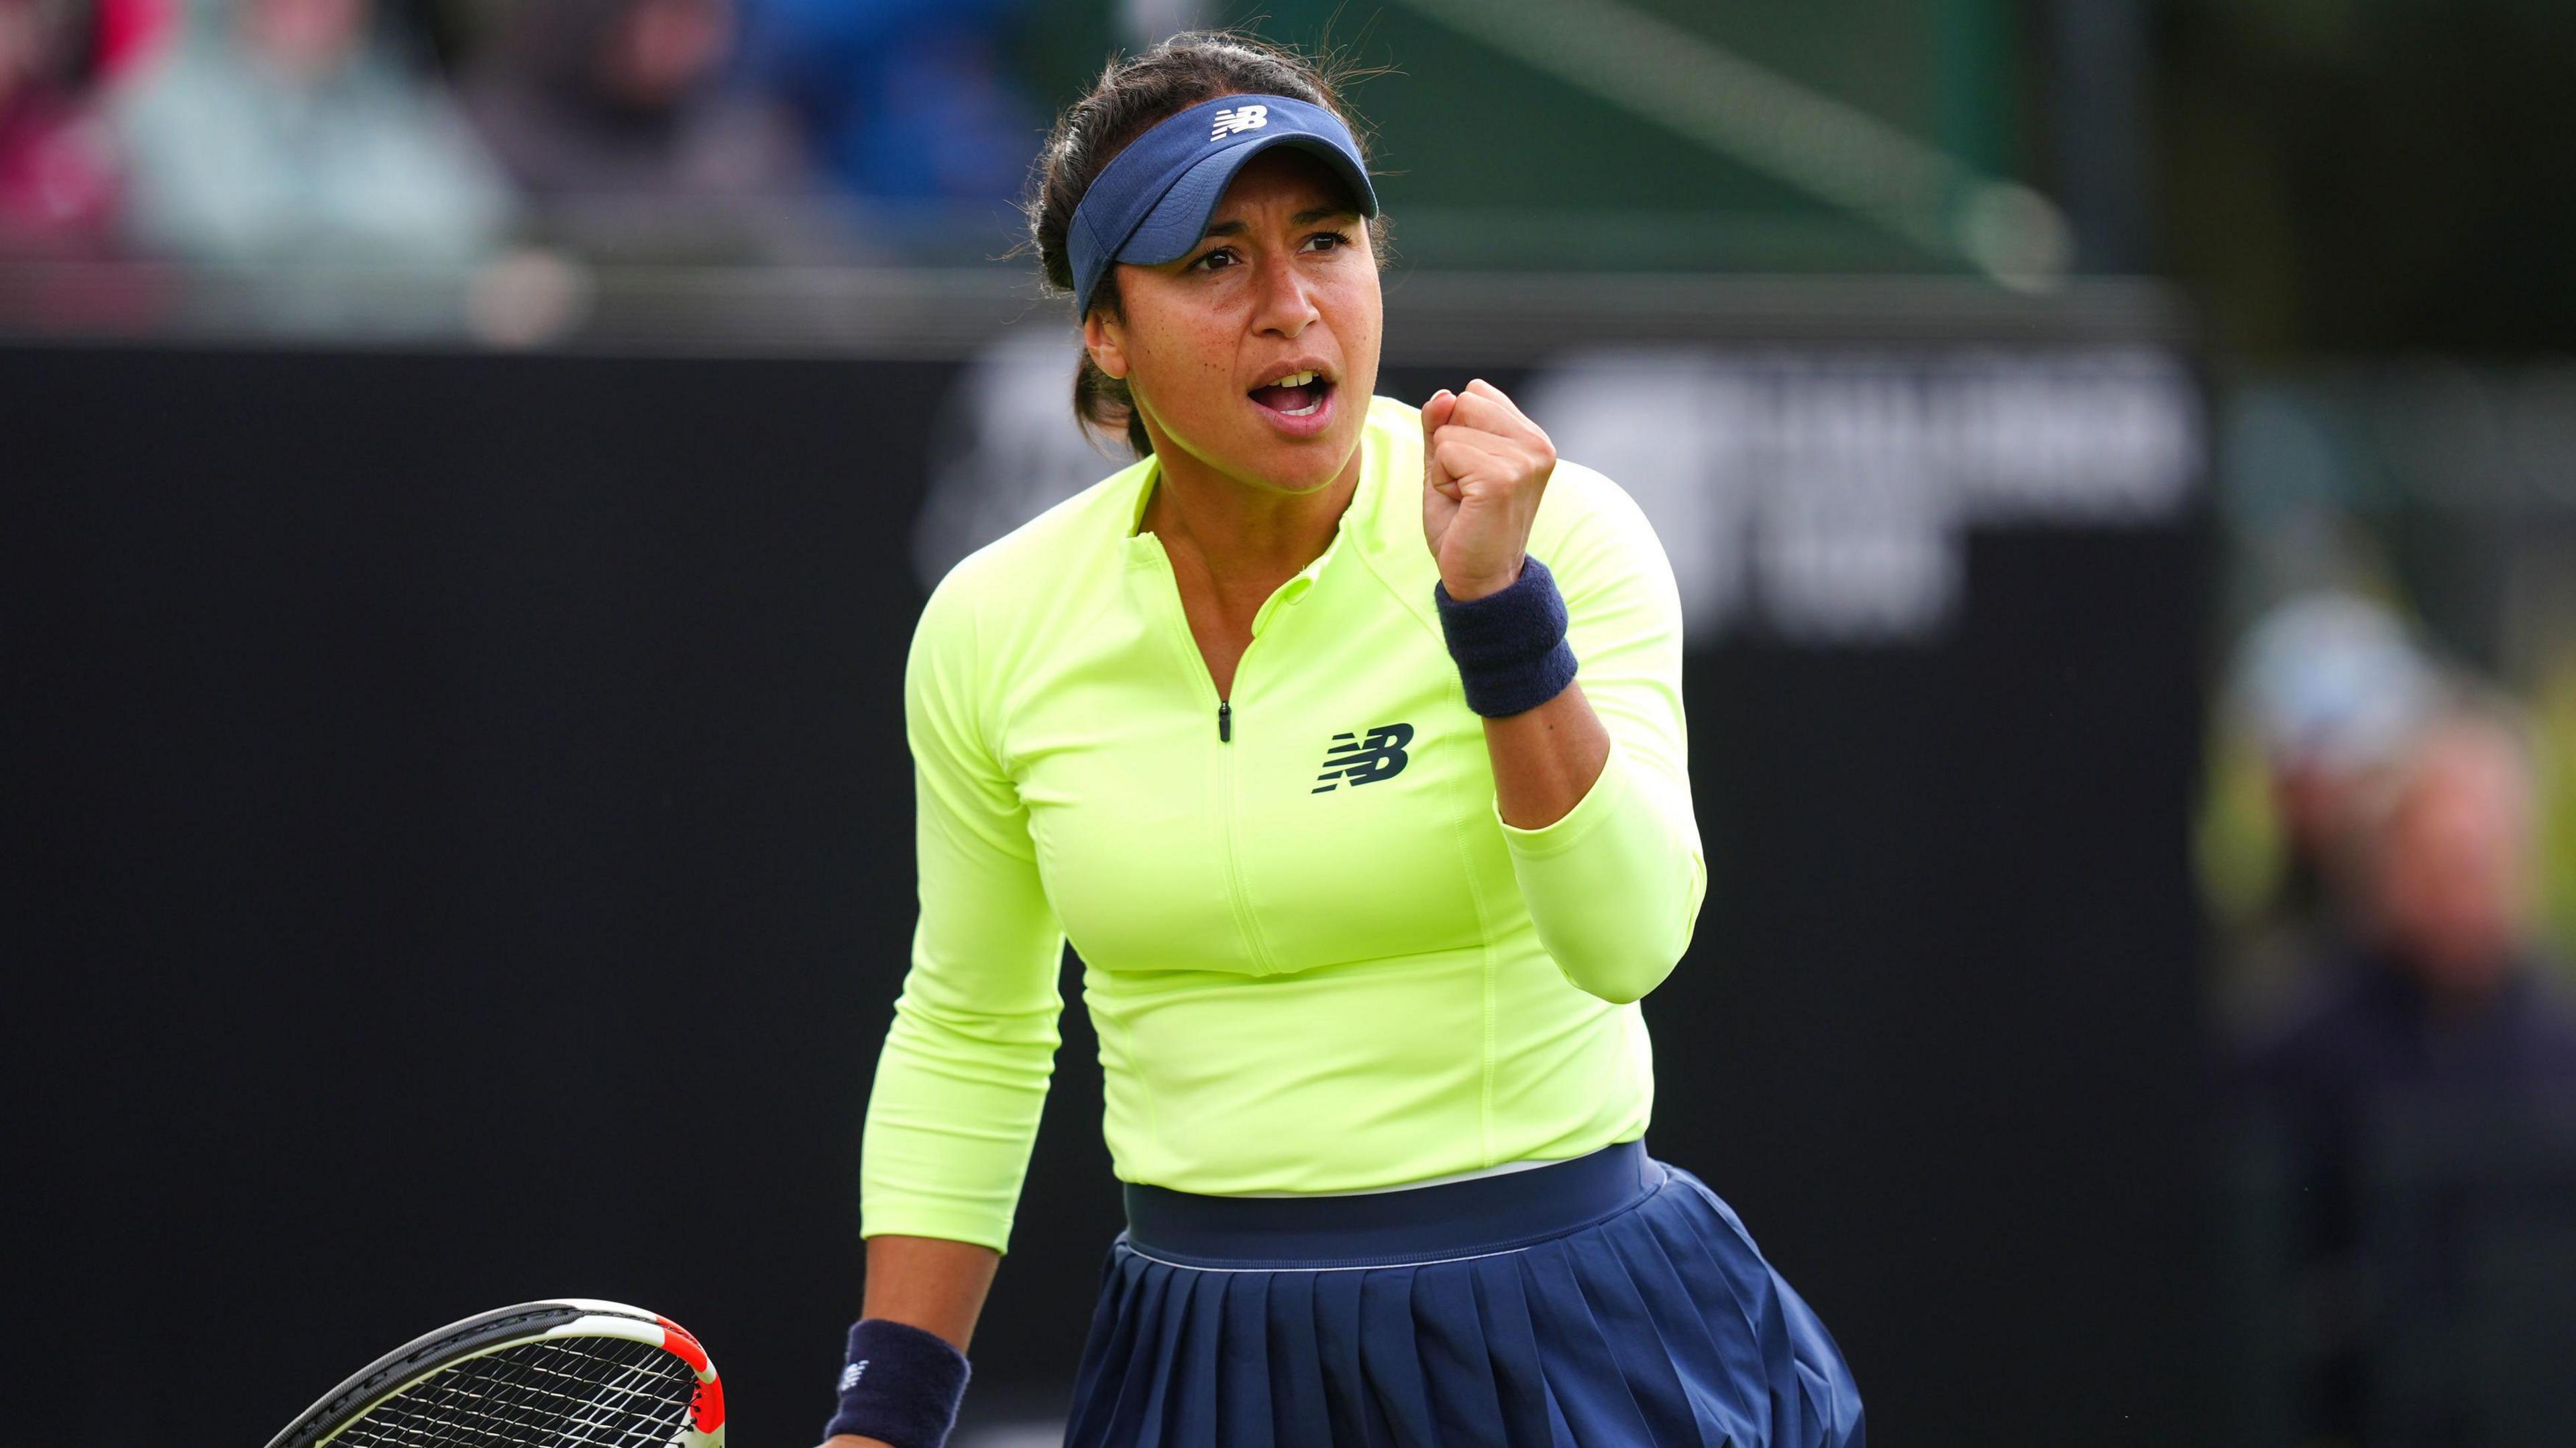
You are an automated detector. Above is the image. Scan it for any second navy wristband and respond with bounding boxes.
[1434,554,1580,717]
[822,1317,971,1448]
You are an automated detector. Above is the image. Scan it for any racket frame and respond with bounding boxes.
[264,1297,724,1448]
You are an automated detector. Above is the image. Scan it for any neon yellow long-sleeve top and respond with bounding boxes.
[861,394,1705,1252]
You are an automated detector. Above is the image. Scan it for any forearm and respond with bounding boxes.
[820,1236,1000,1448]
[1485,679,1611,829]
[1486,679,1703,1005]
[1498,738,1705,1002]
[1481,673,1701,1004]
[862,1233,1001,1349]
[1457,595,1701,1001]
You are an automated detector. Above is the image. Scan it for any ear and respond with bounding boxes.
[1082,308,1130,382]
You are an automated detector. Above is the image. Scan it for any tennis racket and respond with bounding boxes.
[264,1298,727,1448]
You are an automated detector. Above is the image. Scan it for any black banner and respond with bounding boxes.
[7,339,2209,1445]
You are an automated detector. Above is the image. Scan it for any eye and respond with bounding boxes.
[1188,247,1239,272]
[1303,230,1352,252]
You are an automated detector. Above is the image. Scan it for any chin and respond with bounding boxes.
[1238,449,1351,496]
[1150,389,1368,494]
[1238,416,1366,494]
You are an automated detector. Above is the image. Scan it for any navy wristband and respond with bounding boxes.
[1434,554,1579,717]
[822,1318,971,1448]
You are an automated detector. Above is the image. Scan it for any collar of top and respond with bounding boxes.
[1121,396,1417,635]
[1068,93,1379,321]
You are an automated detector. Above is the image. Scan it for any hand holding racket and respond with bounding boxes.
[268,1298,724,1448]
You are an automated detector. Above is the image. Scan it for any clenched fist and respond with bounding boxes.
[1421,379,1557,601]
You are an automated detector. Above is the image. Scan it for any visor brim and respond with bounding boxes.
[1114,132,1379,269]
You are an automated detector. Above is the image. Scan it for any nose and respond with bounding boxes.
[1248,249,1320,339]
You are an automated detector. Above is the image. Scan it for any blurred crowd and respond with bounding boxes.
[2214,592,2576,1445]
[0,0,1043,268]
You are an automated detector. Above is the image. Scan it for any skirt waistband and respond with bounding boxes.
[1121,1140,1660,1270]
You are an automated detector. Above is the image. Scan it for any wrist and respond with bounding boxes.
[1440,555,1525,602]
[822,1318,971,1448]
[1434,553,1578,718]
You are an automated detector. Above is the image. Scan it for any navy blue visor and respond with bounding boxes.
[1067,93,1379,319]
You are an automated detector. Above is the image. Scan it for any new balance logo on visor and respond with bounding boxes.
[1210,105,1269,140]
[1313,723,1413,792]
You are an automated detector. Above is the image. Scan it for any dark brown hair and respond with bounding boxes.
[1023,31,1390,458]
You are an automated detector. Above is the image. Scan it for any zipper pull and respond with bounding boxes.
[1218,700,1232,742]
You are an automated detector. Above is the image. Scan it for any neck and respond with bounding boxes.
[1137,434,1364,586]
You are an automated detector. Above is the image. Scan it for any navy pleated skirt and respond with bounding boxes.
[1063,1141,1864,1447]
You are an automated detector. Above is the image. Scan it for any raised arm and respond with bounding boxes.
[1424,382,1706,1004]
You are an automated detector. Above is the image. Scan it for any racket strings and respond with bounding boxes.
[335,1335,696,1447]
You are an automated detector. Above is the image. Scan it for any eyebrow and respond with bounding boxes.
[1198,206,1360,240]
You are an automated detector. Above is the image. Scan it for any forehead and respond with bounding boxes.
[1208,148,1364,221]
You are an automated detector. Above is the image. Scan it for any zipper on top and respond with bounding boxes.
[1137,537,1279,972]
[1211,679,1275,973]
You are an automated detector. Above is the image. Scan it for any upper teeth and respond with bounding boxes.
[1271,370,1318,388]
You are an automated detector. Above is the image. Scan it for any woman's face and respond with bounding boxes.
[1085,148,1383,496]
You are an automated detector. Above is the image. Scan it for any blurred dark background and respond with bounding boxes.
[9,3,2575,1446]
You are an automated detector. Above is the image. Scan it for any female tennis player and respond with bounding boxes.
[818,32,1863,1448]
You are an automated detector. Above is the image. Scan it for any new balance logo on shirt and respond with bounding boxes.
[1211,105,1269,140]
[1313,723,1413,792]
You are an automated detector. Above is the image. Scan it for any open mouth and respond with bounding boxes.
[1248,369,1334,420]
